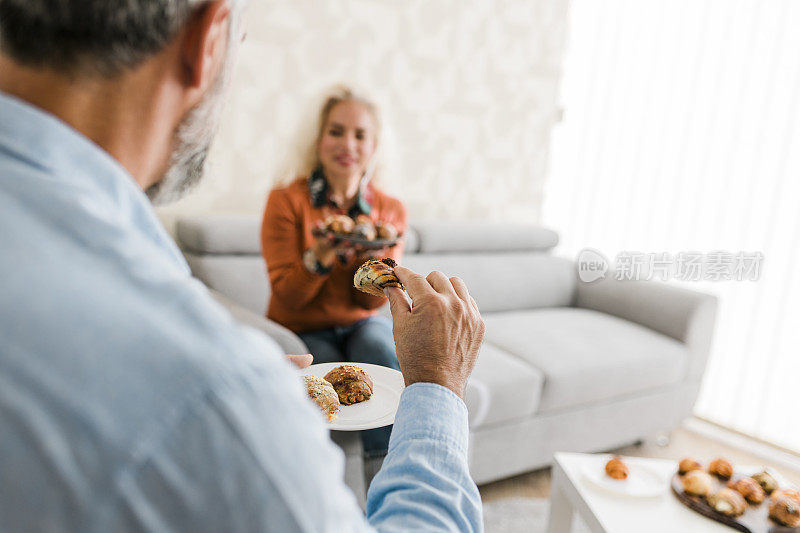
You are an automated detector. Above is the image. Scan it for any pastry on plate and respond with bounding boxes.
[770,495,800,527]
[324,214,355,234]
[303,375,340,422]
[375,221,398,240]
[752,471,780,494]
[353,258,404,297]
[682,470,714,497]
[708,458,734,479]
[727,477,766,503]
[708,488,747,517]
[324,364,374,406]
[678,458,703,476]
[604,456,628,480]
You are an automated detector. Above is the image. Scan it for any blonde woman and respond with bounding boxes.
[261,86,406,462]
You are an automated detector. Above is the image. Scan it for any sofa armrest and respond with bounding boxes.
[575,278,717,382]
[209,289,309,355]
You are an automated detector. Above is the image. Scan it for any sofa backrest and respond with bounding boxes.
[176,214,576,316]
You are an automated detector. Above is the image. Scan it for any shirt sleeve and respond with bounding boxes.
[106,336,481,532]
[366,383,483,532]
[261,189,330,311]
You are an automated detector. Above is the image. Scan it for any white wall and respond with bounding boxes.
[157,0,569,232]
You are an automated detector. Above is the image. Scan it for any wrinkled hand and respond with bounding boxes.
[384,266,485,399]
[286,353,313,369]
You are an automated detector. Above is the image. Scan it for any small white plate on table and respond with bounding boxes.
[582,455,666,498]
[304,362,405,431]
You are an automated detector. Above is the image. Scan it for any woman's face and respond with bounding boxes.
[317,100,377,183]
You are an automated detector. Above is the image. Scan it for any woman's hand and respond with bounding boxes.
[310,232,339,268]
[286,353,313,368]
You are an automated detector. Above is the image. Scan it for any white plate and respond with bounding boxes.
[583,455,666,498]
[304,362,405,431]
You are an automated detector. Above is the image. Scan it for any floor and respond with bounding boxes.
[478,420,800,502]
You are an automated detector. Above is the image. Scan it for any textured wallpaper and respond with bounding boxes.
[157,0,569,232]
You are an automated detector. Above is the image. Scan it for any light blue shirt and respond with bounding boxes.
[0,92,482,532]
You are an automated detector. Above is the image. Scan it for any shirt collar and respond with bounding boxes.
[308,167,372,218]
[0,91,187,271]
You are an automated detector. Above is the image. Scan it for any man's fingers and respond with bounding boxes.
[449,276,470,301]
[384,286,411,316]
[393,265,436,300]
[427,271,455,295]
[286,353,313,369]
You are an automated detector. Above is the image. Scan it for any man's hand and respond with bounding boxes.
[286,353,313,369]
[384,266,485,399]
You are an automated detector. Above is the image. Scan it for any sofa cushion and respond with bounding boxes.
[413,222,558,253]
[185,253,269,315]
[465,343,544,429]
[177,213,261,255]
[402,253,575,313]
[483,308,689,413]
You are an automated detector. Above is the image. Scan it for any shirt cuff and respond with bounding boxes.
[388,382,469,456]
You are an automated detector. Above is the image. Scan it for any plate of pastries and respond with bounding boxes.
[583,455,665,498]
[673,456,800,531]
[302,362,404,431]
[312,214,401,249]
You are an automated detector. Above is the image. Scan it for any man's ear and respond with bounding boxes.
[180,0,231,93]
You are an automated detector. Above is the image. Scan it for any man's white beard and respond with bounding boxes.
[146,49,233,205]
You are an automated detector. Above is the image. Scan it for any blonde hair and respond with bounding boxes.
[276,84,389,186]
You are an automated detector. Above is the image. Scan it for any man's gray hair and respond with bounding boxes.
[0,0,214,77]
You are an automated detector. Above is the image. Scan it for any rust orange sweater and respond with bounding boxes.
[261,178,407,333]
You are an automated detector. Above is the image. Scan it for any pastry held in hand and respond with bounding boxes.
[303,375,340,422]
[605,456,629,480]
[324,364,374,405]
[353,258,404,297]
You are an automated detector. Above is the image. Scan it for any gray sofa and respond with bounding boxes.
[175,214,717,487]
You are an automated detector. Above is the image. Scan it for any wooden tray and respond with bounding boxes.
[671,474,799,532]
[311,228,400,249]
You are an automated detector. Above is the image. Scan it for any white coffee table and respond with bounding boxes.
[546,452,732,532]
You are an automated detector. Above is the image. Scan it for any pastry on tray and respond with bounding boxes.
[352,221,377,241]
[353,258,404,297]
[604,456,628,480]
[324,214,355,234]
[708,488,747,517]
[752,471,780,494]
[727,477,766,504]
[303,375,340,421]
[682,470,714,497]
[375,221,398,240]
[770,495,800,527]
[772,489,800,505]
[324,364,374,406]
[678,458,703,476]
[708,458,734,479]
